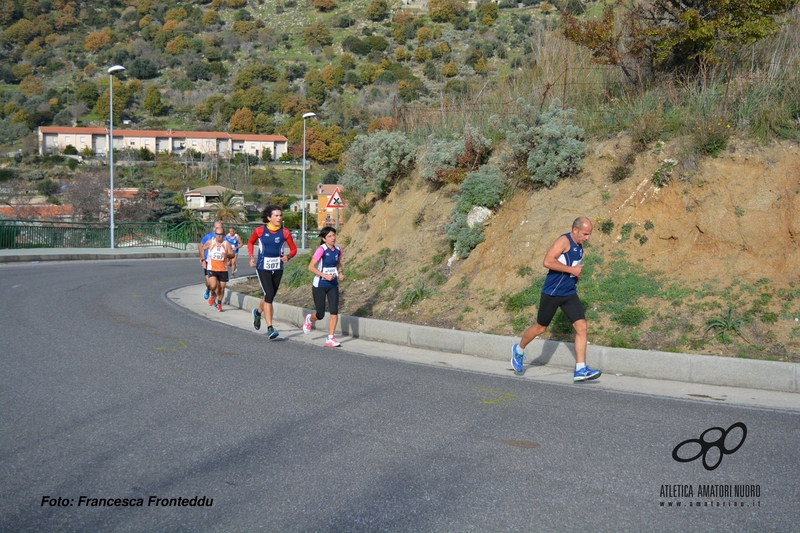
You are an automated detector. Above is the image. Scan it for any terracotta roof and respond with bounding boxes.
[40,126,108,134]
[0,204,75,219]
[316,184,343,195]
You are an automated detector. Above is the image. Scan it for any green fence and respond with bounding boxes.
[0,220,198,250]
[0,220,265,250]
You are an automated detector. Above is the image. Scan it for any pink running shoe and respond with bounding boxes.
[208,293,217,306]
[216,302,223,312]
[325,336,341,348]
[302,313,313,334]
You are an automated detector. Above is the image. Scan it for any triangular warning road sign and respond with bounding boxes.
[326,187,345,208]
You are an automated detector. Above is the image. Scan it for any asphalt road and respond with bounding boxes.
[1,259,798,532]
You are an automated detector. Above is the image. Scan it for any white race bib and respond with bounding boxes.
[322,267,337,276]
[262,256,281,270]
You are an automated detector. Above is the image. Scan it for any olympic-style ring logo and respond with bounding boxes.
[672,422,747,471]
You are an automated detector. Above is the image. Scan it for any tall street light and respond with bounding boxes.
[301,112,316,250]
[108,65,125,249]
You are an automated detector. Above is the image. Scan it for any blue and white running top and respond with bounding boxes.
[541,232,582,297]
[255,226,287,272]
[312,245,342,288]
[224,232,240,254]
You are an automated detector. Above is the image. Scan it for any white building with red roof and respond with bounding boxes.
[38,127,289,160]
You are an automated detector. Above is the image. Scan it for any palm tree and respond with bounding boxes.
[214,189,246,223]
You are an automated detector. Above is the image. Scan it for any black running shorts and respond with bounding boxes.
[536,293,585,327]
[208,270,229,283]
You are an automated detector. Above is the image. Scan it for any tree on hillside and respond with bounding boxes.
[312,0,337,11]
[93,80,134,123]
[366,0,390,21]
[302,22,333,48]
[84,30,113,52]
[127,57,158,79]
[427,0,467,23]
[229,108,256,133]
[563,0,798,85]
[75,82,99,107]
[143,86,164,115]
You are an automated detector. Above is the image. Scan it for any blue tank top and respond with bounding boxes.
[312,245,341,288]
[541,233,583,297]
[224,233,239,252]
[256,226,286,272]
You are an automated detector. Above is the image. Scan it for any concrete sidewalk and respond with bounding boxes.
[168,282,799,411]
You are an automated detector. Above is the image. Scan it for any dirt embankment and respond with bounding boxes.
[259,136,800,360]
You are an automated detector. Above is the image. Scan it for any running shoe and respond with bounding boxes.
[267,326,279,340]
[252,308,261,330]
[208,292,216,306]
[203,289,210,300]
[216,302,223,312]
[511,343,524,373]
[573,366,602,382]
[302,313,313,334]
[325,336,341,348]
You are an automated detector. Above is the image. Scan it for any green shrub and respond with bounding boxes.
[526,101,585,186]
[600,219,614,235]
[419,124,491,185]
[340,130,416,209]
[610,165,632,183]
[651,159,677,187]
[454,166,505,213]
[37,178,59,196]
[504,99,585,187]
[695,122,729,157]
[445,212,485,258]
[0,168,16,182]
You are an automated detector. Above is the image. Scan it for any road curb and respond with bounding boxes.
[226,288,798,394]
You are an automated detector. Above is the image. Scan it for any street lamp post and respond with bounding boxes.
[108,65,125,249]
[301,112,316,250]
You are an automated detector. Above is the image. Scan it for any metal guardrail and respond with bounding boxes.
[0,220,195,250]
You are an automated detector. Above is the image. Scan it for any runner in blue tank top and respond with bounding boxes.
[247,206,297,340]
[302,226,345,347]
[224,227,242,275]
[511,217,602,382]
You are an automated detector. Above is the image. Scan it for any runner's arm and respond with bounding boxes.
[541,235,575,274]
[283,228,298,259]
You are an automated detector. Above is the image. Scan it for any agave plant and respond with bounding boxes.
[705,308,750,344]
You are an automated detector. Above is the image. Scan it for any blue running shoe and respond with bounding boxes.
[511,343,524,373]
[267,326,279,340]
[252,308,261,330]
[203,289,210,300]
[574,366,602,382]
